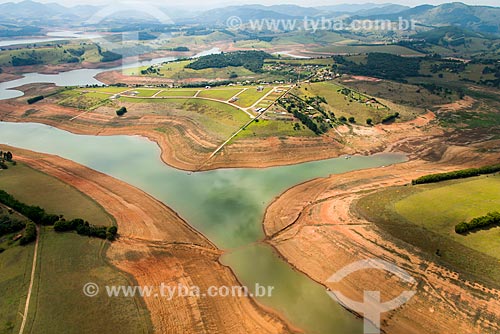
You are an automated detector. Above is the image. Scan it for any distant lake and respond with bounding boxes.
[0,30,102,47]
[0,48,221,100]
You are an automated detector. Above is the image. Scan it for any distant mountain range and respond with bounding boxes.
[0,1,498,35]
[195,2,500,34]
[360,2,500,34]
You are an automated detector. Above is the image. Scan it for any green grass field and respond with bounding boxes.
[0,163,114,225]
[356,174,500,286]
[24,230,150,334]
[197,88,244,100]
[156,89,198,97]
[89,86,130,94]
[117,97,250,138]
[235,119,314,139]
[0,163,151,333]
[0,241,34,333]
[234,87,273,108]
[294,82,391,124]
[394,175,500,258]
[132,88,161,97]
[58,90,113,111]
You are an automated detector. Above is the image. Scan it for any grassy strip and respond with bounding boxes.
[412,164,500,185]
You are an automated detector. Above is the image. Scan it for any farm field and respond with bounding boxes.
[0,163,150,333]
[356,174,500,285]
[0,239,34,333]
[24,230,150,334]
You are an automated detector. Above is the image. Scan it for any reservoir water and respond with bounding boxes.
[0,47,221,100]
[0,121,406,333]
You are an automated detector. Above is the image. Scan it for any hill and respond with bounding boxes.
[363,2,500,34]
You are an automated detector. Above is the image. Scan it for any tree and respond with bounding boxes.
[348,117,356,123]
[5,151,12,161]
[366,118,373,126]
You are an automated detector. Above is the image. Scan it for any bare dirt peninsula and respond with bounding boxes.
[0,83,441,171]
[263,145,500,334]
[4,145,294,334]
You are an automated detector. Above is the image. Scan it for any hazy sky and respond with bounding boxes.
[0,0,498,8]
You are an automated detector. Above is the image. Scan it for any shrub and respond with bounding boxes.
[455,212,500,234]
[27,95,44,104]
[381,112,400,124]
[19,222,37,245]
[412,164,500,185]
[116,107,127,116]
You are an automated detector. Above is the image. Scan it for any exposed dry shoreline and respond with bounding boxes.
[263,144,500,334]
[2,145,296,334]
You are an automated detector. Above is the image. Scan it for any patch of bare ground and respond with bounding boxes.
[4,145,295,334]
[263,144,500,334]
[0,72,23,83]
[435,96,476,113]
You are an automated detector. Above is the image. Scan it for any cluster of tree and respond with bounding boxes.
[54,218,117,240]
[0,26,41,38]
[334,53,421,82]
[182,80,233,88]
[292,110,320,134]
[381,112,400,124]
[279,96,331,135]
[0,150,13,169]
[0,214,25,237]
[140,66,161,75]
[0,190,54,224]
[11,55,42,67]
[27,95,44,104]
[455,212,500,234]
[430,61,466,74]
[67,48,85,57]
[419,83,456,97]
[482,64,500,77]
[116,106,128,116]
[170,46,190,52]
[0,151,13,162]
[96,45,122,63]
[412,164,500,185]
[137,32,157,41]
[186,51,272,73]
[19,222,36,245]
[479,64,500,87]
